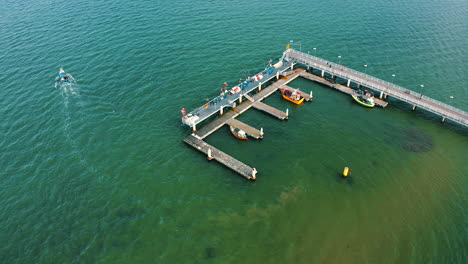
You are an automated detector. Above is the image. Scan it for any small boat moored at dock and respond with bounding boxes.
[280,88,304,104]
[351,90,375,108]
[230,125,248,140]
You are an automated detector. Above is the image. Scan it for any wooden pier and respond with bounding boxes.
[181,59,294,130]
[182,47,467,181]
[183,67,314,179]
[193,90,288,140]
[252,101,288,120]
[184,134,256,180]
[286,49,468,126]
[298,71,388,107]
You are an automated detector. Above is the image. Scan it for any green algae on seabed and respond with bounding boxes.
[401,128,434,152]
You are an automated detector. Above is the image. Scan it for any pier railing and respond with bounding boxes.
[182,59,293,127]
[286,49,468,126]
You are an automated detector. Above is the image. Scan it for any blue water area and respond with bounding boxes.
[0,0,467,263]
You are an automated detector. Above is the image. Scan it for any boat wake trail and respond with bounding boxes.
[58,82,99,177]
[58,81,79,109]
[56,76,78,95]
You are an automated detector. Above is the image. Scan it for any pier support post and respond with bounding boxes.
[276,71,279,80]
[192,123,196,132]
[347,79,351,87]
[239,94,243,104]
[258,83,262,91]
[290,63,294,70]
[251,168,257,180]
[321,70,324,77]
[220,106,223,115]
[412,105,417,111]
[442,116,446,123]
[260,127,264,138]
[207,148,213,160]
[310,91,313,98]
[380,91,384,99]
[286,108,289,117]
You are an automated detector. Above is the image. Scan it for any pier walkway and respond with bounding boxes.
[193,69,305,138]
[181,48,467,181]
[298,71,388,107]
[182,59,293,129]
[285,49,468,126]
[184,68,314,180]
[252,101,288,120]
[184,134,256,180]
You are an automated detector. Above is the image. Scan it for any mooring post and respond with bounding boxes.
[276,71,279,79]
[192,123,196,132]
[412,105,417,111]
[380,91,384,99]
[309,91,313,98]
[207,148,213,160]
[239,94,243,103]
[321,70,324,77]
[347,79,351,87]
[290,63,294,70]
[286,108,289,117]
[260,127,264,137]
[251,168,257,180]
[220,106,223,115]
[258,83,262,91]
[442,116,446,123]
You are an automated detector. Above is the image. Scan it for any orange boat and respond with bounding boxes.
[230,126,248,140]
[280,88,304,104]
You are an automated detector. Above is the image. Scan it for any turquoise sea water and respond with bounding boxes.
[1,0,467,263]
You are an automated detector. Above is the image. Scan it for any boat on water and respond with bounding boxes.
[351,90,375,108]
[280,88,304,104]
[230,126,248,140]
[56,68,73,84]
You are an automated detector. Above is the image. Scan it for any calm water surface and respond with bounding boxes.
[0,0,466,263]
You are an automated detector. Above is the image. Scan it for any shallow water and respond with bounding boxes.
[0,0,467,263]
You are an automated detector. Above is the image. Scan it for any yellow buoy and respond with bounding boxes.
[286,44,291,49]
[343,167,350,177]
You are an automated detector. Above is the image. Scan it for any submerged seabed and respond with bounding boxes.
[0,0,466,263]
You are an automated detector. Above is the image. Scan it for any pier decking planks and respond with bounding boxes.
[243,94,255,102]
[194,111,239,139]
[184,134,255,180]
[252,102,288,119]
